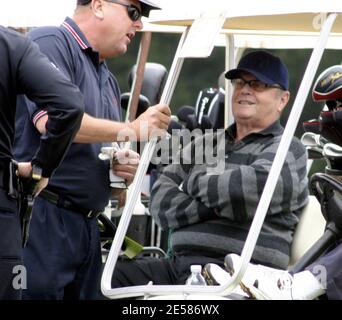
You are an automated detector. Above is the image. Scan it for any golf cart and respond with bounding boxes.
[101,0,342,300]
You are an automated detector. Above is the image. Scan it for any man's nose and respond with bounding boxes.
[240,82,253,93]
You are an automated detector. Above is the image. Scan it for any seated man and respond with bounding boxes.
[221,64,341,300]
[112,50,309,287]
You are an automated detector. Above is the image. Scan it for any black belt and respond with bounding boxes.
[0,161,9,189]
[0,160,14,194]
[0,170,5,189]
[38,189,103,219]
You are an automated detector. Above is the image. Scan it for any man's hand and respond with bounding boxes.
[17,162,32,178]
[112,149,140,186]
[17,162,49,197]
[128,104,171,140]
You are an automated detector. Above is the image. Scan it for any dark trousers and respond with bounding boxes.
[22,197,102,300]
[112,254,224,287]
[0,188,22,300]
[308,240,342,300]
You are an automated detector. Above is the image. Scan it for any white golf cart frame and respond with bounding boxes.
[101,1,342,299]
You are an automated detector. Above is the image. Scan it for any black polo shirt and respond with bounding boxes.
[0,26,83,177]
[14,18,122,211]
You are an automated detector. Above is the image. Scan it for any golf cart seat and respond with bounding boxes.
[289,195,326,267]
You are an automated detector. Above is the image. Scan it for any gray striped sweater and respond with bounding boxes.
[150,121,309,269]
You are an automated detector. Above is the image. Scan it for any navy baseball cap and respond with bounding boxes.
[225,51,289,90]
[77,0,161,17]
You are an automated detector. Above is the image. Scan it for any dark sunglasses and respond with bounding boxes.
[105,0,142,21]
[231,78,282,92]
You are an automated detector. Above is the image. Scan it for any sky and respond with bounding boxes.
[0,0,76,27]
[0,0,216,27]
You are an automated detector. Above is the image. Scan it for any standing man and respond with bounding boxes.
[0,26,84,299]
[14,0,170,299]
[112,50,309,287]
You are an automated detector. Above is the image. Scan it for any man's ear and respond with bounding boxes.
[278,90,290,113]
[91,0,105,19]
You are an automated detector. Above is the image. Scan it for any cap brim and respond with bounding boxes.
[225,68,276,86]
[140,0,161,17]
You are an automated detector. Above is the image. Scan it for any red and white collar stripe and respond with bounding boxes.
[32,109,48,126]
[62,21,88,50]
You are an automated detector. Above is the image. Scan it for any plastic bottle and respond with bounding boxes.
[185,265,207,286]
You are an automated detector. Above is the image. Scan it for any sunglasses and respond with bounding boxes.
[231,78,282,92]
[105,0,142,21]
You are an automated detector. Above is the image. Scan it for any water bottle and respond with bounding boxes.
[185,265,207,286]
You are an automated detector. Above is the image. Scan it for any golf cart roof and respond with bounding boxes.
[142,18,342,49]
[150,0,342,34]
